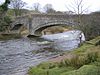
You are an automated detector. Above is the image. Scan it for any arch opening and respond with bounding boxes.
[11,24,29,37]
[34,24,74,36]
[11,24,23,30]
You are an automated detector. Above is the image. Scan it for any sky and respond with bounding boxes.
[23,0,100,12]
[0,0,100,13]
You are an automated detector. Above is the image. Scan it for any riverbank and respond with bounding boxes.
[0,33,22,40]
[28,36,100,75]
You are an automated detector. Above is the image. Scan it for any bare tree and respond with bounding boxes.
[66,0,90,43]
[43,4,56,13]
[66,0,89,24]
[32,3,41,12]
[10,0,27,16]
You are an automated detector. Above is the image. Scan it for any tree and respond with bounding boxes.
[86,12,100,39]
[66,0,89,14]
[43,4,56,13]
[32,3,41,12]
[66,0,89,25]
[66,0,92,41]
[0,0,11,32]
[78,13,100,40]
[10,0,27,16]
[0,0,10,17]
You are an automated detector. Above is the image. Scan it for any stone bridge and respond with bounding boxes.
[12,14,76,36]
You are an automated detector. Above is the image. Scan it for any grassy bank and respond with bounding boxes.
[0,33,21,40]
[28,36,100,75]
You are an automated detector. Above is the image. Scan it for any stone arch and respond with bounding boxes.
[11,24,29,36]
[34,21,75,36]
[11,24,23,30]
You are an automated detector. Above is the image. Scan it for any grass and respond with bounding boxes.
[56,46,99,69]
[61,65,100,75]
[28,67,47,75]
[86,36,100,45]
[0,33,21,40]
[72,43,93,54]
[28,66,75,75]
[47,67,75,75]
[28,36,100,75]
[72,36,100,54]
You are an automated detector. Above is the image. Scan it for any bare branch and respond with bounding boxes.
[32,3,41,12]
[81,5,90,14]
[66,0,89,14]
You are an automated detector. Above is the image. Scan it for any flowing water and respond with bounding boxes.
[0,30,85,75]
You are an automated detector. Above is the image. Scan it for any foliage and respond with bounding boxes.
[0,0,11,32]
[9,0,27,16]
[0,0,10,13]
[0,16,12,31]
[61,65,100,75]
[86,36,100,45]
[72,43,93,54]
[43,4,56,13]
[75,13,100,40]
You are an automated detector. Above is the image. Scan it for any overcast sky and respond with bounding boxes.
[1,0,100,13]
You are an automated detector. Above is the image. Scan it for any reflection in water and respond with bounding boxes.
[0,30,85,75]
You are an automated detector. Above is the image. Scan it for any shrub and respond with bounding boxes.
[86,51,98,64]
[60,49,99,69]
[61,65,100,75]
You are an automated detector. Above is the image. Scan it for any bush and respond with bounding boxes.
[61,65,100,75]
[59,48,99,69]
[86,51,98,64]
[0,16,11,32]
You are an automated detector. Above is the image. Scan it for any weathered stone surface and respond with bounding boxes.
[12,14,75,36]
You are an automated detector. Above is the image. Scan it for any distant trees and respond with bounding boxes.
[83,12,100,40]
[43,4,56,13]
[10,0,27,16]
[67,0,89,14]
[66,0,89,25]
[32,3,41,12]
[66,0,97,40]
[30,3,56,13]
[71,11,100,40]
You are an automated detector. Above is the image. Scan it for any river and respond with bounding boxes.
[0,30,85,75]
